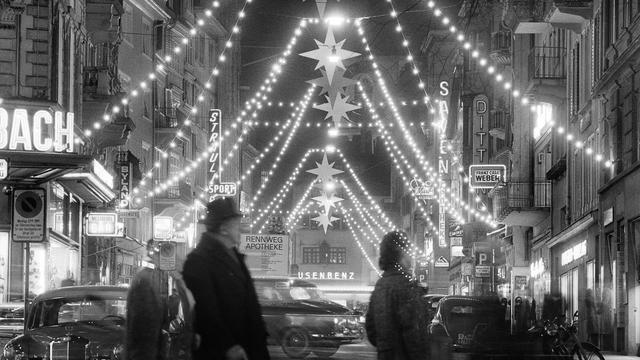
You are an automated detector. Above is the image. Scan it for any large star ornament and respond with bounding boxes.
[299,29,360,85]
[307,69,356,103]
[313,193,343,214]
[312,213,340,234]
[306,153,343,183]
[313,93,360,127]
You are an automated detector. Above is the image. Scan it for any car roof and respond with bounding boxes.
[33,286,127,302]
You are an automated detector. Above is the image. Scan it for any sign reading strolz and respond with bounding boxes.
[207,109,236,200]
[0,107,75,153]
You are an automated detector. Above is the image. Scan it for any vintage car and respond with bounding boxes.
[1,285,192,360]
[254,278,364,359]
[0,304,24,340]
[428,295,513,360]
[423,294,446,323]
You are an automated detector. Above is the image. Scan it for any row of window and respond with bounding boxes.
[302,247,347,264]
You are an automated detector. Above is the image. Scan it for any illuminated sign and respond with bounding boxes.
[0,159,6,179]
[438,210,447,248]
[92,160,114,189]
[154,216,173,240]
[530,258,545,278]
[0,107,74,152]
[472,95,488,163]
[86,213,118,237]
[208,109,236,200]
[410,178,435,200]
[297,271,355,280]
[469,164,506,189]
[119,162,131,208]
[241,234,289,276]
[561,240,587,266]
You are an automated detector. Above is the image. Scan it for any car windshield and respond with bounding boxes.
[28,294,126,329]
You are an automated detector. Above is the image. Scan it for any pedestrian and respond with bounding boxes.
[125,239,169,360]
[365,231,428,360]
[182,198,269,360]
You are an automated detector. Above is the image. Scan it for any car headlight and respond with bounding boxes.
[358,315,365,323]
[3,344,24,360]
[112,344,124,359]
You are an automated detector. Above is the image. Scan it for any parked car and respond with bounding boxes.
[428,295,515,360]
[0,304,23,340]
[423,294,446,323]
[1,285,192,360]
[254,278,364,359]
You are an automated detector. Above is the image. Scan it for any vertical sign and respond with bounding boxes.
[472,95,489,164]
[119,161,131,208]
[438,209,447,248]
[208,109,237,200]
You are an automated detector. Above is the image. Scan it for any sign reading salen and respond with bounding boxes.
[208,109,236,200]
[561,241,587,266]
[0,107,75,153]
[240,234,289,277]
[469,164,506,189]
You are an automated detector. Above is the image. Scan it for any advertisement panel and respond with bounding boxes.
[469,164,506,189]
[86,213,118,237]
[240,234,289,276]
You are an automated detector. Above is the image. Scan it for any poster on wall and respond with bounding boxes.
[240,234,289,276]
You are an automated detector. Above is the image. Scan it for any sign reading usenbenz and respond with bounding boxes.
[208,109,236,201]
[0,107,75,153]
[469,164,506,189]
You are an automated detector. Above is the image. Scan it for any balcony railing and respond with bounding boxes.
[492,178,552,220]
[489,31,512,65]
[155,108,179,128]
[529,46,567,80]
[157,181,193,203]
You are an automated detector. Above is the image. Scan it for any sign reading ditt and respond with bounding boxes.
[12,188,46,242]
[0,107,75,153]
[240,234,289,276]
[208,109,236,200]
[469,164,506,189]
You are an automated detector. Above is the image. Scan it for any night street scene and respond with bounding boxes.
[1,0,640,359]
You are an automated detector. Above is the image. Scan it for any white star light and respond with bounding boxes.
[306,153,344,183]
[312,193,343,214]
[299,29,360,85]
[313,93,360,127]
[306,68,356,103]
[312,213,340,234]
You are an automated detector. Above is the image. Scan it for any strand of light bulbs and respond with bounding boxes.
[341,195,384,249]
[340,180,389,235]
[285,201,314,232]
[128,19,308,202]
[338,204,379,251]
[417,0,616,172]
[88,0,251,146]
[337,204,381,276]
[284,180,319,229]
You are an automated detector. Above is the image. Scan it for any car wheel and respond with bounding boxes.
[313,345,339,358]
[281,327,311,359]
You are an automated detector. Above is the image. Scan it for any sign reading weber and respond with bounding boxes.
[469,164,506,189]
[240,234,289,277]
[208,109,237,200]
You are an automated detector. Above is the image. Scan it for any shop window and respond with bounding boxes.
[142,18,152,57]
[302,246,346,264]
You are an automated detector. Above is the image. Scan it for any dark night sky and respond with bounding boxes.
[239,0,462,205]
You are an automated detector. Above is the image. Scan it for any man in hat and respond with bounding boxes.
[182,198,269,360]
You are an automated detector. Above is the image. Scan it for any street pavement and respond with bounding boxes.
[268,342,377,359]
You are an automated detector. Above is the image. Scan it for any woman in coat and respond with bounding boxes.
[366,231,429,360]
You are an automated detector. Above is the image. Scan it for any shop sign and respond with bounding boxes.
[461,263,473,276]
[410,178,435,200]
[118,161,131,208]
[92,160,113,189]
[438,210,447,248]
[0,107,75,153]
[297,271,355,280]
[208,109,236,200]
[475,265,491,277]
[435,256,449,268]
[472,95,488,163]
[416,266,428,286]
[240,234,289,276]
[424,236,433,257]
[469,165,506,189]
[117,209,140,219]
[449,220,463,257]
[530,258,545,278]
[603,207,613,226]
[158,241,176,271]
[561,240,587,266]
[153,216,173,240]
[12,188,46,242]
[86,213,118,237]
[0,159,7,179]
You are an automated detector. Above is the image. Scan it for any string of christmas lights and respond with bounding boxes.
[284,180,319,229]
[337,204,381,276]
[339,180,389,235]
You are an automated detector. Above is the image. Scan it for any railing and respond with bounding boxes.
[491,31,511,52]
[492,178,552,220]
[155,108,179,128]
[490,110,509,131]
[529,46,567,80]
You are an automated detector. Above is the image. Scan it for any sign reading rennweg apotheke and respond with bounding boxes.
[240,234,289,277]
[0,107,75,152]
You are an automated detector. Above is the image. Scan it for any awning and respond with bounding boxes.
[57,172,116,205]
[0,151,93,185]
[546,212,595,248]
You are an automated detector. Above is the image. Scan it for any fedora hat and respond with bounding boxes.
[201,197,242,227]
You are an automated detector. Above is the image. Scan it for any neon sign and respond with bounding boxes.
[207,109,237,200]
[0,107,74,152]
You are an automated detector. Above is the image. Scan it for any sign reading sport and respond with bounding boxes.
[469,164,506,189]
[240,234,289,277]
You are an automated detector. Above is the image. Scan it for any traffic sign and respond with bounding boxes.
[434,256,450,268]
[12,188,46,242]
[158,241,176,271]
[0,159,7,179]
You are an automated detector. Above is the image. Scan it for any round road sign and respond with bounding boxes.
[15,191,43,218]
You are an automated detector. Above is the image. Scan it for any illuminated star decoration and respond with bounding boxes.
[307,68,356,103]
[312,193,343,214]
[302,0,341,18]
[299,29,360,85]
[306,153,344,183]
[313,93,360,127]
[312,213,340,234]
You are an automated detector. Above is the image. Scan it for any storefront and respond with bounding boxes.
[529,245,550,320]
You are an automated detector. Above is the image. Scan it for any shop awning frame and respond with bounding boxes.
[0,151,93,185]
